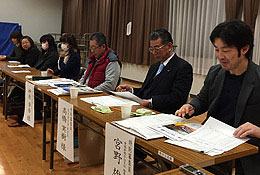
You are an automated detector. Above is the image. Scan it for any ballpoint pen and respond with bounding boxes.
[177,107,194,114]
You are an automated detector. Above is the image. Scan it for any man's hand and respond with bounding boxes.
[47,68,54,75]
[233,122,260,138]
[59,50,66,57]
[175,104,194,118]
[116,84,133,93]
[140,99,150,107]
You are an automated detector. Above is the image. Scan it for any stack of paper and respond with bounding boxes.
[165,117,250,156]
[8,64,30,68]
[113,114,197,140]
[31,78,77,86]
[8,61,20,64]
[81,95,139,106]
[47,86,101,96]
[12,70,31,73]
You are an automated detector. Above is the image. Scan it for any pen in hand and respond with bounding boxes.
[176,107,194,114]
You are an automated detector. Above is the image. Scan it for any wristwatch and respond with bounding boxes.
[148,99,153,108]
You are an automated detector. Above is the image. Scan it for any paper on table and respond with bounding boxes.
[111,91,145,104]
[184,117,250,152]
[8,64,30,68]
[150,120,201,141]
[48,88,68,96]
[165,139,216,155]
[80,95,139,106]
[112,114,183,140]
[12,70,31,73]
[8,61,20,64]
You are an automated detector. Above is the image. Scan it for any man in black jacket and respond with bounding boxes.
[117,29,193,114]
[176,20,260,175]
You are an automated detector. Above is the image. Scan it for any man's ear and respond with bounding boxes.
[101,44,106,49]
[167,42,173,52]
[240,45,250,57]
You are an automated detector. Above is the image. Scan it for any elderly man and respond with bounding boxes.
[80,32,121,92]
[117,29,193,114]
[176,20,260,175]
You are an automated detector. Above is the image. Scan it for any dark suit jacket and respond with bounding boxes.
[34,50,58,71]
[58,53,81,81]
[190,60,260,175]
[20,46,40,67]
[134,54,193,114]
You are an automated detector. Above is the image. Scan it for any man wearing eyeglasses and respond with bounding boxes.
[117,29,193,114]
[80,32,121,92]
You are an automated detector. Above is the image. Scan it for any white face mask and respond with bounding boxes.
[41,43,48,50]
[61,43,69,51]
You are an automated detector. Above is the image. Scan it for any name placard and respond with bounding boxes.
[57,98,74,162]
[104,123,135,175]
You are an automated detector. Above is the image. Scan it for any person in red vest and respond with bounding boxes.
[80,32,121,92]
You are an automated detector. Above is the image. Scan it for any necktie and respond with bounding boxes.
[155,63,164,76]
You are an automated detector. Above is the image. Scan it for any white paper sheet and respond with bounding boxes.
[112,114,185,140]
[47,88,68,96]
[80,95,139,106]
[8,61,20,64]
[23,81,35,127]
[8,64,30,68]
[111,91,145,104]
[150,120,201,141]
[12,70,31,73]
[165,117,250,156]
[185,117,250,152]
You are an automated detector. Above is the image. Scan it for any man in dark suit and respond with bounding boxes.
[176,20,260,175]
[117,29,193,114]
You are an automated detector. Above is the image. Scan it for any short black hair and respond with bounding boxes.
[10,30,23,41]
[210,20,254,59]
[150,29,173,45]
[60,33,79,54]
[89,32,107,47]
[40,34,57,52]
[20,36,35,50]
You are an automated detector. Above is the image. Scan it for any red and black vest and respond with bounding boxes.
[83,48,118,88]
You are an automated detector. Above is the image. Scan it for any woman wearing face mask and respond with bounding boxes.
[20,36,40,67]
[0,30,24,61]
[34,34,58,71]
[47,33,80,81]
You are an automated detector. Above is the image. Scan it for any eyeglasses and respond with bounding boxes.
[89,46,100,51]
[148,45,166,53]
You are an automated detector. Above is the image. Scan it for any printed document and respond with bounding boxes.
[113,114,193,140]
[165,117,250,156]
[80,95,139,106]
[111,91,145,104]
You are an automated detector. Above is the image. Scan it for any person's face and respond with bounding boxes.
[89,40,106,59]
[149,38,172,62]
[214,38,249,74]
[21,38,31,50]
[41,41,49,50]
[11,38,19,45]
[61,42,69,47]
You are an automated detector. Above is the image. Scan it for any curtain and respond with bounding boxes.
[62,0,167,66]
[252,5,260,65]
[62,0,84,34]
[243,0,260,32]
[168,0,225,75]
[225,0,243,20]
